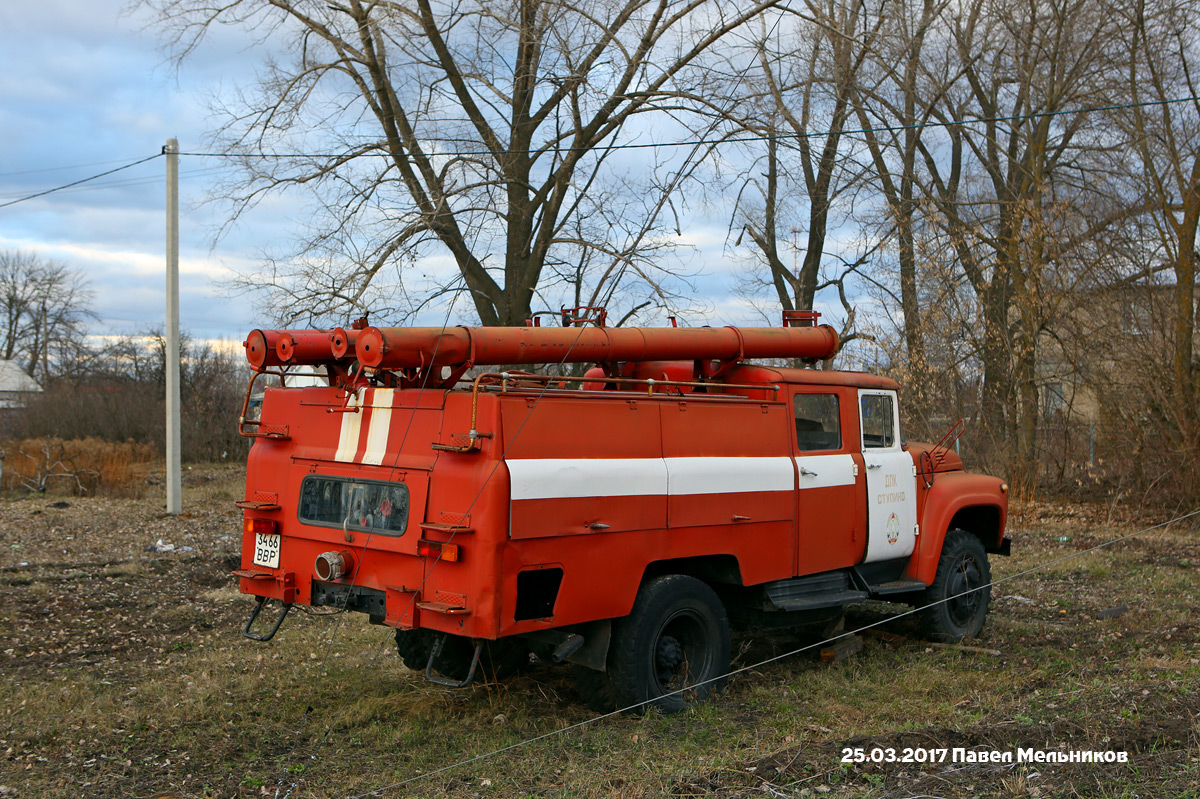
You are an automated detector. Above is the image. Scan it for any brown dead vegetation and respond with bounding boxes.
[0,468,1196,798]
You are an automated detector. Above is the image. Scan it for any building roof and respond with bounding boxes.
[0,360,42,394]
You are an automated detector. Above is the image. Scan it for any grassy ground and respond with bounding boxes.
[0,468,1197,798]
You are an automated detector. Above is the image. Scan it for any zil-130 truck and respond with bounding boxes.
[234,310,1009,712]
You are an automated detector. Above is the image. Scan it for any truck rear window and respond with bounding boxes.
[298,476,410,536]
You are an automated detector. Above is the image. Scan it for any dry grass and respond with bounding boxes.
[0,437,157,498]
[0,471,1197,798]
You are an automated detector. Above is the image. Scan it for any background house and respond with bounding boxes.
[0,360,42,411]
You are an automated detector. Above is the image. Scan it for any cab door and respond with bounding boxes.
[792,388,863,575]
[859,390,917,563]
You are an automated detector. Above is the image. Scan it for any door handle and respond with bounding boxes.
[867,463,882,469]
[800,467,819,476]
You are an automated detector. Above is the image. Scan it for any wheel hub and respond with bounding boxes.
[946,556,982,625]
[656,635,685,674]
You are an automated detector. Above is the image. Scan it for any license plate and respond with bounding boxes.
[253,532,281,569]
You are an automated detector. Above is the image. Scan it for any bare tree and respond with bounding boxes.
[146,0,782,327]
[731,3,881,314]
[0,251,95,382]
[848,0,951,422]
[909,0,1129,478]
[1108,0,1200,496]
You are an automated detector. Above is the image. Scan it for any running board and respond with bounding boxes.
[763,572,868,612]
[868,579,926,596]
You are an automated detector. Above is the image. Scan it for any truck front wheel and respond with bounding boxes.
[919,530,992,642]
[605,574,731,714]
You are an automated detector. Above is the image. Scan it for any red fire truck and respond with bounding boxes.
[234,311,1009,712]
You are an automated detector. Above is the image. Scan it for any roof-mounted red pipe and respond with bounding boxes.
[353,324,839,369]
[276,330,339,364]
[329,328,360,360]
[244,329,286,369]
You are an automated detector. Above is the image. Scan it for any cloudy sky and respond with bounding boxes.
[0,2,272,344]
[0,2,860,348]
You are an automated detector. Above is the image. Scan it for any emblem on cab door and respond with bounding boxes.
[886,512,900,544]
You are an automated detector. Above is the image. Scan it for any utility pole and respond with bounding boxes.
[41,299,48,385]
[165,139,182,515]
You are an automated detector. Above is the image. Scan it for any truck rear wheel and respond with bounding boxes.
[919,530,991,642]
[606,575,730,714]
[573,665,616,713]
[395,630,527,681]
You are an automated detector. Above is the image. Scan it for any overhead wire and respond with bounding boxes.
[171,96,1200,161]
[0,67,1186,799]
[0,152,162,209]
[0,156,165,178]
[0,166,237,200]
[345,506,1200,799]
[3,95,1196,211]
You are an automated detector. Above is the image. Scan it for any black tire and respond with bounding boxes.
[606,575,731,714]
[394,628,432,672]
[919,530,992,642]
[394,629,527,681]
[573,665,616,713]
[476,638,531,681]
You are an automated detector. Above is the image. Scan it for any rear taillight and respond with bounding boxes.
[244,518,277,535]
[417,539,460,562]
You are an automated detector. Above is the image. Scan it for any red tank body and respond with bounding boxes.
[235,317,1009,710]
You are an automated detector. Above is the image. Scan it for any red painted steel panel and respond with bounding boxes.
[660,399,792,457]
[499,395,663,460]
[511,494,668,539]
[905,472,1009,584]
[496,520,795,637]
[661,400,795,531]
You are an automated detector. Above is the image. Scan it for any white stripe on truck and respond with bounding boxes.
[360,388,394,465]
[506,456,800,500]
[507,458,669,500]
[333,389,363,463]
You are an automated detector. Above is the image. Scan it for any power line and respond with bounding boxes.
[0,166,236,201]
[173,96,1200,162]
[345,507,1200,799]
[0,156,167,179]
[0,152,162,210]
[4,95,1194,210]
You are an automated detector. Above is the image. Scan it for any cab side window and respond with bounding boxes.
[860,393,895,448]
[794,393,842,451]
